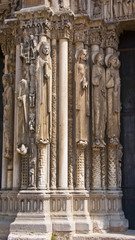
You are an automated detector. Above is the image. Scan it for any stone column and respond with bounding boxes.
[58,38,68,189]
[51,39,57,189]
[13,44,22,189]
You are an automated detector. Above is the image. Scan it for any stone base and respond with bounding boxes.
[73,231,135,240]
[90,190,128,233]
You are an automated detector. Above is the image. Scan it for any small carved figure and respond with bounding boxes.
[29,112,35,132]
[123,0,132,17]
[77,0,87,13]
[21,38,30,63]
[36,40,52,144]
[75,48,89,144]
[18,79,28,125]
[93,0,102,17]
[106,53,121,145]
[2,74,13,159]
[30,35,37,60]
[113,0,123,18]
[103,0,111,20]
[18,79,28,147]
[29,138,36,187]
[17,144,28,155]
[92,53,106,148]
[29,63,36,107]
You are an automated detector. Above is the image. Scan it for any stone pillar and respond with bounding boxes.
[13,44,22,189]
[50,39,57,189]
[58,38,68,189]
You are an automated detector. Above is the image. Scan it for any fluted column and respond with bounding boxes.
[58,38,68,189]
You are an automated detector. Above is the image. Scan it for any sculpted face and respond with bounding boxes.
[110,56,118,68]
[80,50,87,61]
[42,44,49,56]
[97,54,104,66]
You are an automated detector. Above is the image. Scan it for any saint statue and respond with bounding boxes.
[92,53,106,148]
[36,40,52,144]
[75,48,90,145]
[2,74,13,159]
[105,53,121,145]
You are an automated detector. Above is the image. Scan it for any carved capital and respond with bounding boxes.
[104,27,119,50]
[90,30,102,46]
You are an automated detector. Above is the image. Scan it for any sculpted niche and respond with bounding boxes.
[36,40,52,145]
[2,73,13,159]
[75,48,89,146]
[92,53,106,148]
[106,53,121,145]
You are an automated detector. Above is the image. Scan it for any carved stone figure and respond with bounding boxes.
[93,0,102,17]
[75,48,89,144]
[92,53,106,148]
[113,0,123,18]
[29,112,35,132]
[36,40,52,144]
[30,35,37,60]
[2,74,13,159]
[123,0,132,17]
[29,137,36,187]
[21,38,30,63]
[17,79,28,148]
[77,0,87,13]
[103,0,111,20]
[17,144,28,155]
[106,54,120,145]
[29,63,36,107]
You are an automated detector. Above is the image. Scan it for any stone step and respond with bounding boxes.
[73,231,135,240]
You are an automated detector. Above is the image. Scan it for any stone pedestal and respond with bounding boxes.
[8,191,52,240]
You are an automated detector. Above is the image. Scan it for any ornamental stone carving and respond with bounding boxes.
[2,73,13,159]
[92,53,106,148]
[106,53,121,145]
[36,39,52,144]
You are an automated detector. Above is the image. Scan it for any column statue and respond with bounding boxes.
[36,40,52,144]
[75,48,89,145]
[105,53,121,145]
[2,74,13,159]
[92,53,106,148]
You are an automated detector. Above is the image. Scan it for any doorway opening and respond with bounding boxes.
[119,31,135,230]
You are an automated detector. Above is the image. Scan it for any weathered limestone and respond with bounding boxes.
[0,1,132,239]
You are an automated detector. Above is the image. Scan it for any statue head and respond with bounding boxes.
[92,53,104,66]
[105,53,120,69]
[39,41,50,59]
[76,48,88,62]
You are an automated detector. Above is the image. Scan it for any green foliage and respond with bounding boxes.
[51,235,55,240]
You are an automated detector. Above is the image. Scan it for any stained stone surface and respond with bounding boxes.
[0,0,134,240]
